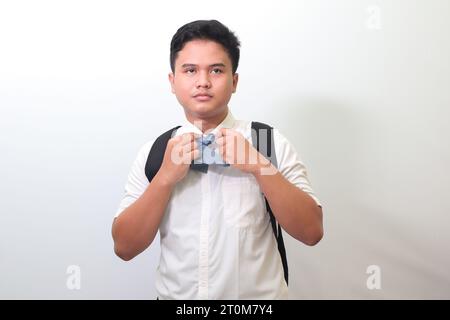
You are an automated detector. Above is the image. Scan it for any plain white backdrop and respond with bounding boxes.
[0,0,449,299]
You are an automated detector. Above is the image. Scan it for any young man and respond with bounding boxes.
[112,20,323,300]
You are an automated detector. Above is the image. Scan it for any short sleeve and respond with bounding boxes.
[114,140,154,218]
[273,129,322,208]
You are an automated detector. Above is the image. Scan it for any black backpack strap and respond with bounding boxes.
[145,125,181,183]
[251,121,289,285]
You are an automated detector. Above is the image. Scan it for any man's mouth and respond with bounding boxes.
[193,94,213,101]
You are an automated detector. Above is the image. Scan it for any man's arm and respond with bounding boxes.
[112,172,175,261]
[216,127,323,246]
[252,165,323,246]
[112,133,199,261]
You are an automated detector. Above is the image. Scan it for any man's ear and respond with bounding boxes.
[232,73,239,93]
[168,72,175,94]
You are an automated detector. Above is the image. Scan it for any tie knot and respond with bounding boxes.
[202,133,215,146]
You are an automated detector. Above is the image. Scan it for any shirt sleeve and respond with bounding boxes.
[273,128,322,208]
[114,140,154,218]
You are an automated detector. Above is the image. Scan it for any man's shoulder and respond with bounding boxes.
[135,139,157,161]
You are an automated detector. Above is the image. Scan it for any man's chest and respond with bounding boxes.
[162,167,268,232]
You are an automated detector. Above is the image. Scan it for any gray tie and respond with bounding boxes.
[190,133,229,173]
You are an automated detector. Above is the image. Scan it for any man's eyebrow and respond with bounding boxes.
[209,63,226,68]
[181,63,226,68]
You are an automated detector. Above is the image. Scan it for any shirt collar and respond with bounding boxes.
[177,109,236,137]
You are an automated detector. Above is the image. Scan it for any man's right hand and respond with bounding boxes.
[157,132,201,187]
[112,132,200,260]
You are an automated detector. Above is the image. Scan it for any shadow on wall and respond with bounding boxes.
[273,95,370,214]
[271,96,390,299]
[269,96,450,299]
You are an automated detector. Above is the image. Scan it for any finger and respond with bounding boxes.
[183,136,197,151]
[221,142,228,162]
[224,134,236,146]
[172,135,189,149]
[184,133,195,143]
[179,133,196,145]
[181,141,194,154]
[217,137,226,150]
[179,145,198,165]
[181,134,198,149]
[190,148,201,160]
[225,142,236,164]
[216,136,225,146]
[191,132,201,140]
[191,141,198,151]
[216,129,224,139]
[170,135,182,146]
[219,128,228,137]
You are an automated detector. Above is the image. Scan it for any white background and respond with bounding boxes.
[0,0,449,299]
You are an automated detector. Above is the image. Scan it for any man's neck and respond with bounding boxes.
[186,108,228,133]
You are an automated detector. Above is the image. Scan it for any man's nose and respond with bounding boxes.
[196,71,211,88]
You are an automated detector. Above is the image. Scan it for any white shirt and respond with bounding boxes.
[115,110,322,300]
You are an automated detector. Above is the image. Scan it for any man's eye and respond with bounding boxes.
[211,69,223,74]
[186,69,195,74]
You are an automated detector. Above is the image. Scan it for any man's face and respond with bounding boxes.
[169,39,238,123]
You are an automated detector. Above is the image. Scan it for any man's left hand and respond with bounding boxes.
[215,128,271,175]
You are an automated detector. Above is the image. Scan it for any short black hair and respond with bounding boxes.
[170,20,241,74]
